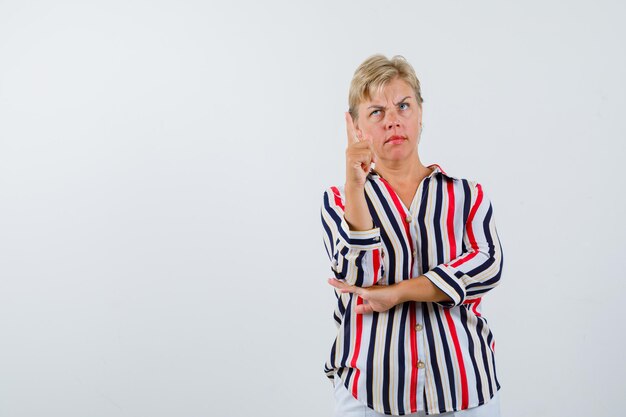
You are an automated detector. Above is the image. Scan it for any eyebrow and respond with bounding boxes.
[367,96,412,109]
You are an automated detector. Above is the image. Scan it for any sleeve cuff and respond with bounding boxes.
[423,266,466,307]
[338,215,382,250]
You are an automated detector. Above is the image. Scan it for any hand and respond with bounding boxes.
[328,278,399,314]
[345,112,376,188]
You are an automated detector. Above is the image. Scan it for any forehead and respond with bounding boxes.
[364,78,414,104]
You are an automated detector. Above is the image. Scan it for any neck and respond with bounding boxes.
[374,153,430,186]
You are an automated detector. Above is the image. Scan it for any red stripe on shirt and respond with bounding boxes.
[444,180,469,409]
[462,298,482,317]
[451,184,483,268]
[444,309,469,409]
[428,163,448,176]
[352,249,380,394]
[473,298,482,317]
[373,248,380,285]
[409,305,418,412]
[351,296,364,397]
[330,186,345,210]
[446,180,457,259]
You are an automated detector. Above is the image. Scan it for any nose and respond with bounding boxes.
[386,119,400,129]
[385,109,400,129]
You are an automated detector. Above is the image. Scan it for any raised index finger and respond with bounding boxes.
[345,112,360,145]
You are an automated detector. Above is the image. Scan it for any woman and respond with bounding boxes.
[321,55,503,417]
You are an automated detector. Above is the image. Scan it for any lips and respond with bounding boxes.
[385,135,407,144]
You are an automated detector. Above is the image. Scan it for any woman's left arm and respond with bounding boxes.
[422,182,503,308]
[328,275,452,314]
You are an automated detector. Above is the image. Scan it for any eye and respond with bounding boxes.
[399,102,410,110]
[370,109,381,117]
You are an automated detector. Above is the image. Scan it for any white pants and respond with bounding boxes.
[333,374,501,417]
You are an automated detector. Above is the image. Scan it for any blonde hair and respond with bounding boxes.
[348,54,424,122]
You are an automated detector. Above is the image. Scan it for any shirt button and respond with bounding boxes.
[373,236,380,242]
[415,324,423,331]
[417,361,425,369]
[406,216,412,223]
[412,250,417,258]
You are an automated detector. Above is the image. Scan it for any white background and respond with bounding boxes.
[1,1,624,416]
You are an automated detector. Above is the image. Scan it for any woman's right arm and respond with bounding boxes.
[321,186,383,288]
[320,113,382,288]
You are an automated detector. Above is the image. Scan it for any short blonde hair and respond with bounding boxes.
[348,54,424,121]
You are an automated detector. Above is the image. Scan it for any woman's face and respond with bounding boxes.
[354,77,422,164]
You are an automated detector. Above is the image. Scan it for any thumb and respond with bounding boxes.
[355,303,374,314]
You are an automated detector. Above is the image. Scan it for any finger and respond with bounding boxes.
[327,278,352,292]
[365,140,377,164]
[345,112,360,145]
[356,148,375,169]
[327,278,345,289]
[354,132,376,165]
[349,141,374,150]
[355,303,374,314]
[327,278,363,295]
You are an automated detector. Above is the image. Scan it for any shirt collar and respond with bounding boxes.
[369,163,457,181]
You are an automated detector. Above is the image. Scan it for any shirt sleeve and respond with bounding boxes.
[321,186,383,287]
[423,182,504,308]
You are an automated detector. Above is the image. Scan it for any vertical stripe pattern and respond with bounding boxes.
[321,164,503,415]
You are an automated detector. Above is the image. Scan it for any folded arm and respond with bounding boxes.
[422,182,504,307]
[321,186,383,287]
[328,182,503,314]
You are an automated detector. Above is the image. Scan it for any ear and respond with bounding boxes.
[418,104,423,128]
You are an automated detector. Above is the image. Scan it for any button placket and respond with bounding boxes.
[407,211,419,274]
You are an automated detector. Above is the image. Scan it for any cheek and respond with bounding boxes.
[360,125,378,140]
[366,123,386,135]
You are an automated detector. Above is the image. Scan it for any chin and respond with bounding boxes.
[387,147,412,159]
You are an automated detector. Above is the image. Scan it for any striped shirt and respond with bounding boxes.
[320,163,503,416]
